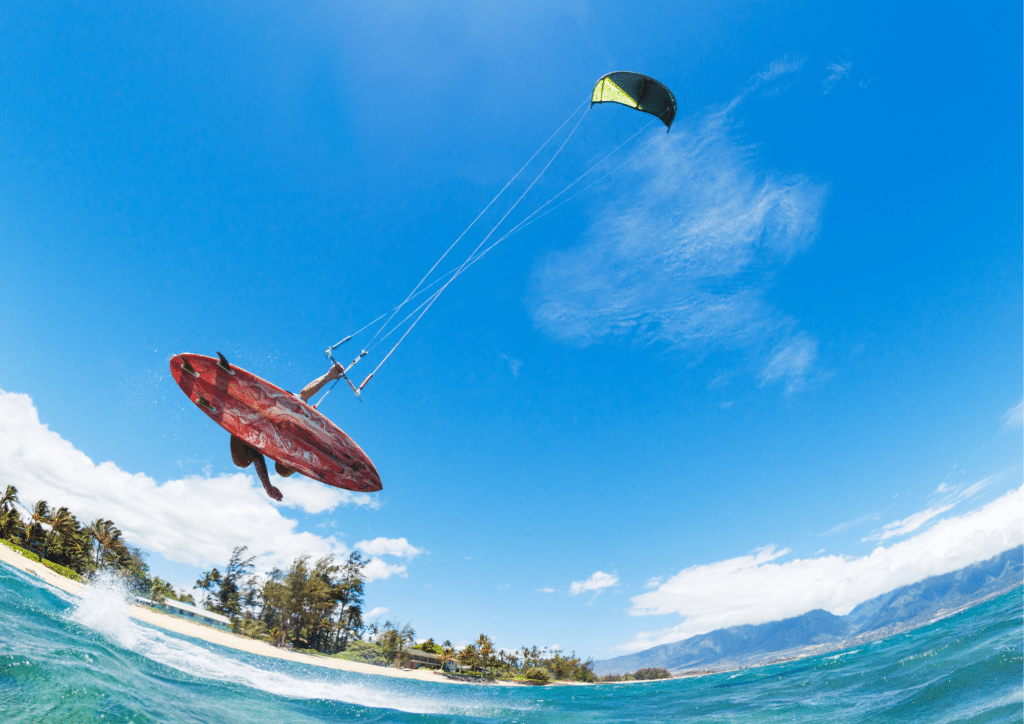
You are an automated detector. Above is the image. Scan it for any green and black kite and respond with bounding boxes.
[591,72,677,131]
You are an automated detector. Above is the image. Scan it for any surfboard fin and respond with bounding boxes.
[216,352,233,374]
[180,357,199,377]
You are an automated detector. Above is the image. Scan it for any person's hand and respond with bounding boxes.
[326,364,343,381]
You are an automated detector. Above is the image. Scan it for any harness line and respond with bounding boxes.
[322,113,661,400]
[356,105,592,392]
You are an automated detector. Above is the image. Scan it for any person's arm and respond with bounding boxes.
[299,364,343,401]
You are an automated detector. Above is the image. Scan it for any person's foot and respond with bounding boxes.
[264,484,283,502]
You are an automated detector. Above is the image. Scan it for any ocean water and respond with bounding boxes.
[1,562,1020,723]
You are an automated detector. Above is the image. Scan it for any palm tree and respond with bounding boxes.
[0,485,18,513]
[44,506,86,570]
[441,640,456,672]
[401,624,416,650]
[27,501,51,561]
[149,576,176,604]
[196,569,222,607]
[0,508,25,542]
[476,634,495,677]
[458,643,479,673]
[84,518,128,568]
[46,506,76,536]
[235,616,270,640]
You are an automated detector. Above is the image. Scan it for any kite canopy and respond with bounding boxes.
[591,72,677,131]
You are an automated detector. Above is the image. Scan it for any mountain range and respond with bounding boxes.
[593,545,1023,675]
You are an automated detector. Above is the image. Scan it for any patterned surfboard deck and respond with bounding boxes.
[170,353,381,493]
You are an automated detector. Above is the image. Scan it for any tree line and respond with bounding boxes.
[197,547,601,683]
[0,484,193,603]
[598,668,672,682]
[195,546,368,653]
[1,485,660,685]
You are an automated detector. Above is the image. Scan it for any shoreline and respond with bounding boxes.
[0,544,466,685]
[0,543,707,686]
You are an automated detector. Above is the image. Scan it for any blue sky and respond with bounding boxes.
[0,0,1020,657]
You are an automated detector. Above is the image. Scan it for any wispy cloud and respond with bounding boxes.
[757,55,805,83]
[757,333,818,392]
[501,354,523,378]
[823,60,853,94]
[750,54,805,98]
[536,587,556,593]
[863,468,1014,542]
[861,504,955,542]
[817,510,881,537]
[0,389,411,581]
[1002,399,1023,431]
[530,74,827,391]
[617,486,1023,652]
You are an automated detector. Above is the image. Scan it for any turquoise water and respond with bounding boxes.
[1,561,1021,723]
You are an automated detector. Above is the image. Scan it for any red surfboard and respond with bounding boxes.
[170,353,381,493]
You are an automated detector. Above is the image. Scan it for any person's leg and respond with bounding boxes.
[231,435,282,501]
[274,461,296,477]
[230,434,255,468]
[253,456,282,501]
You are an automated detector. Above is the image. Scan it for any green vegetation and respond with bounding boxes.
[200,547,369,654]
[333,640,389,666]
[633,668,672,680]
[0,484,605,685]
[200,545,600,683]
[0,485,191,602]
[598,667,672,682]
[0,537,82,581]
[525,667,550,684]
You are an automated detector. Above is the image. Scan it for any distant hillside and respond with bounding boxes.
[594,546,1023,676]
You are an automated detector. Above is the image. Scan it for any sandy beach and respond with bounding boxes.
[0,543,458,685]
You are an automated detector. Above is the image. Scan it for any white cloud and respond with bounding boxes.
[530,99,826,391]
[570,570,619,596]
[536,587,556,593]
[823,60,853,94]
[356,537,424,559]
[363,558,408,581]
[272,475,379,514]
[618,486,1023,653]
[364,606,389,619]
[0,389,411,579]
[1003,400,1023,431]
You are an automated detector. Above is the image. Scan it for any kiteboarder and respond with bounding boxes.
[176,71,677,501]
[230,363,345,501]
